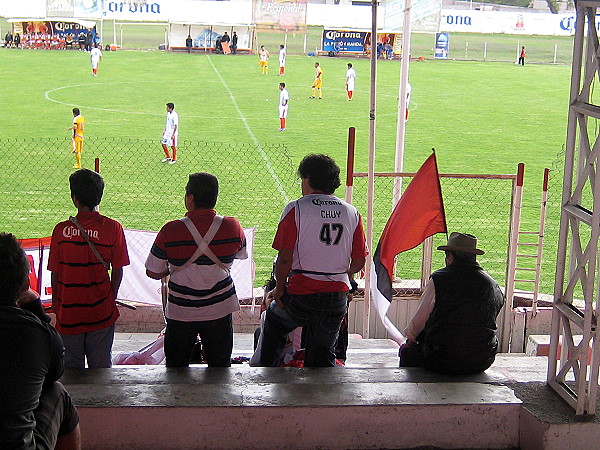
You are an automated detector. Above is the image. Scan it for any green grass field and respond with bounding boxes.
[0,44,573,291]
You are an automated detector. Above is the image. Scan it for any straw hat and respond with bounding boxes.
[437,232,484,255]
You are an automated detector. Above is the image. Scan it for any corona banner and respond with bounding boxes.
[11,20,96,38]
[322,29,401,58]
[253,0,307,34]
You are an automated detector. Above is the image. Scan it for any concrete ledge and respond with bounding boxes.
[62,366,521,449]
[520,408,600,450]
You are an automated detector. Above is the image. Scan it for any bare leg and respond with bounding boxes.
[55,424,82,450]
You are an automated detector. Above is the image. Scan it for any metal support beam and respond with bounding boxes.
[548,0,600,415]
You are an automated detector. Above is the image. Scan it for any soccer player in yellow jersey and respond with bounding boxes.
[68,108,84,169]
[259,45,270,74]
[310,62,323,99]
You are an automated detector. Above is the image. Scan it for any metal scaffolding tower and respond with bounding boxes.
[548,0,600,415]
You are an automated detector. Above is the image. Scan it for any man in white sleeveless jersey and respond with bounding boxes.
[259,154,367,367]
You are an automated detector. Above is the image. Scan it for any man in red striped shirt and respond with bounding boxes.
[259,154,367,367]
[48,169,130,368]
[145,172,247,367]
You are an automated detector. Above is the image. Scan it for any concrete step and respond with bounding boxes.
[61,366,521,449]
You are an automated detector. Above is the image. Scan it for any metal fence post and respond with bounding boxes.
[500,163,524,353]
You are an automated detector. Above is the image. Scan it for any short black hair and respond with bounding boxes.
[348,63,352,68]
[73,107,80,116]
[0,233,29,306]
[186,172,219,209]
[298,154,341,194]
[279,82,285,88]
[166,102,175,110]
[69,169,104,208]
[280,44,284,48]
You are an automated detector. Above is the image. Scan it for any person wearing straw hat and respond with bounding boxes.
[399,232,505,375]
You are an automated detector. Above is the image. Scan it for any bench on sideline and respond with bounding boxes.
[170,46,251,54]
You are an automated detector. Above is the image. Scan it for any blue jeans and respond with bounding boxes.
[165,314,233,367]
[260,291,348,367]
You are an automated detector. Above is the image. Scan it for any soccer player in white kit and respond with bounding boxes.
[278,44,286,76]
[278,82,289,131]
[90,44,102,76]
[161,102,179,164]
[346,63,356,101]
[259,154,367,367]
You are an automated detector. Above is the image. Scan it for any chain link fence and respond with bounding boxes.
[3,136,559,296]
[350,172,517,296]
[1,137,298,285]
[90,21,573,64]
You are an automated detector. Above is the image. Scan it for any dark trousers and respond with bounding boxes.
[165,314,233,367]
[260,292,348,367]
[399,340,425,368]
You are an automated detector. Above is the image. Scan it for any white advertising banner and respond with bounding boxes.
[21,227,256,307]
[100,1,168,21]
[440,9,578,36]
[119,227,256,305]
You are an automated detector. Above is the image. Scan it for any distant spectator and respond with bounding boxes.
[14,33,20,48]
[215,36,223,53]
[186,34,193,53]
[78,32,86,50]
[231,31,238,54]
[518,46,526,66]
[85,29,93,51]
[4,31,13,48]
[66,33,74,49]
[221,31,230,46]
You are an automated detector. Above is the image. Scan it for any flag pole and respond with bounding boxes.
[393,0,412,201]
[363,0,379,338]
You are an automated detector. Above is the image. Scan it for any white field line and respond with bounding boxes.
[207,55,290,204]
[45,83,406,120]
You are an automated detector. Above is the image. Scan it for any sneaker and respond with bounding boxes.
[72,165,81,169]
[161,157,171,163]
[277,128,285,132]
[169,159,177,164]
[309,96,315,99]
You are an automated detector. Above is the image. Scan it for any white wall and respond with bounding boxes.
[440,9,577,36]
[1,1,580,37]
